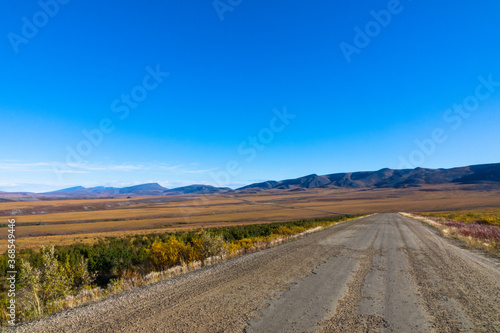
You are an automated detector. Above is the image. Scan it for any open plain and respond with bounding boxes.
[2,184,500,250]
[13,213,500,332]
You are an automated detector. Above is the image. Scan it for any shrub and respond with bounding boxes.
[196,232,227,260]
[62,256,95,290]
[290,226,306,234]
[0,214,358,326]
[147,238,194,269]
[18,246,73,320]
[227,242,242,256]
[275,226,293,236]
[18,260,42,320]
[236,238,255,252]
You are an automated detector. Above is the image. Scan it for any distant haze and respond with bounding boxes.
[1,163,498,200]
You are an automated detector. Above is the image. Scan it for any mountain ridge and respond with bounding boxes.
[36,183,233,198]
[237,163,500,191]
[1,163,499,199]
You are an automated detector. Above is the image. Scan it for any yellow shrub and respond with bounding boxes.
[275,226,293,236]
[227,242,241,255]
[237,238,254,250]
[147,238,194,268]
[290,226,306,234]
[263,234,280,242]
[191,237,203,261]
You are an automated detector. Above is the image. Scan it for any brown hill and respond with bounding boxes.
[237,163,500,191]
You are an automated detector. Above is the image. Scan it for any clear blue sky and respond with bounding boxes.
[1,0,499,192]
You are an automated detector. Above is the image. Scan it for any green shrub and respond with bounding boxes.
[195,232,227,260]
[0,214,359,326]
[18,246,72,321]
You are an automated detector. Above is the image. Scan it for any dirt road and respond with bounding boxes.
[14,213,500,332]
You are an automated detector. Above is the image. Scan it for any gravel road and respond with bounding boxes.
[13,213,500,332]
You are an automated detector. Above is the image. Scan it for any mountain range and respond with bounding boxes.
[1,163,499,200]
[39,183,233,198]
[239,162,500,191]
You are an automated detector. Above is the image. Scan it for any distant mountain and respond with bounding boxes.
[163,185,233,195]
[39,183,167,197]
[237,163,500,191]
[52,186,86,192]
[1,163,499,200]
[38,183,231,198]
[41,185,127,197]
[119,183,166,195]
[452,163,500,183]
[239,175,330,191]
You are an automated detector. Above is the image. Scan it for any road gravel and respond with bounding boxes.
[13,213,500,332]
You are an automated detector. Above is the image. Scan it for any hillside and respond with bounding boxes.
[238,163,500,191]
[1,163,499,200]
[38,183,232,198]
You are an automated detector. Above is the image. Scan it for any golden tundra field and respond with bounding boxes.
[1,184,500,250]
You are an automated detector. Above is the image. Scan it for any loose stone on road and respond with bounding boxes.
[15,213,500,332]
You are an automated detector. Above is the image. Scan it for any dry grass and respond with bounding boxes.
[2,184,500,251]
[403,211,500,256]
[0,197,135,210]
[8,217,331,250]
[2,219,352,326]
[419,208,500,226]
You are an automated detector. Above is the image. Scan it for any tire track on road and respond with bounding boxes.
[13,214,500,332]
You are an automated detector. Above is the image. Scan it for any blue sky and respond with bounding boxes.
[1,0,499,192]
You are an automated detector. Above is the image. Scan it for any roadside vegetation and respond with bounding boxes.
[403,209,500,256]
[0,214,359,326]
[420,208,500,226]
